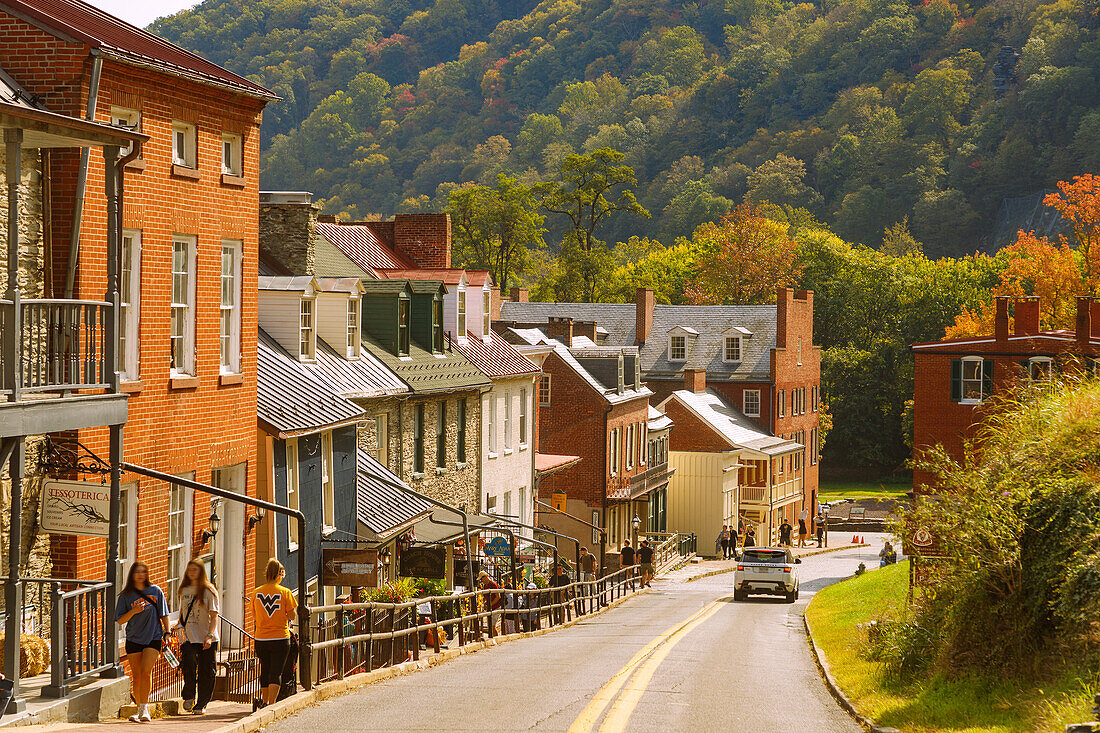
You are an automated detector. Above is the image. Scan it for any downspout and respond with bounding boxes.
[64,50,103,299]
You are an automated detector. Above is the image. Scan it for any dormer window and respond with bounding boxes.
[433,298,445,352]
[483,290,491,336]
[617,357,625,393]
[346,298,360,359]
[398,298,410,355]
[299,298,315,361]
[670,335,686,361]
[724,336,742,362]
[457,289,467,338]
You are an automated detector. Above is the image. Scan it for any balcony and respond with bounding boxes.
[739,475,804,508]
[0,298,127,437]
[607,462,676,502]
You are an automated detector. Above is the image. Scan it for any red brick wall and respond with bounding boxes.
[771,289,820,514]
[1,14,265,612]
[393,213,451,268]
[661,398,731,453]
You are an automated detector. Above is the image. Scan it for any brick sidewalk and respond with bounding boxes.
[29,701,252,733]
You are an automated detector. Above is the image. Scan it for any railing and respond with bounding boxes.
[0,299,112,396]
[609,463,675,501]
[652,532,696,570]
[740,478,804,506]
[306,566,645,687]
[147,615,262,704]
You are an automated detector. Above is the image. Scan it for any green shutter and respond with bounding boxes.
[983,359,994,399]
[950,359,962,401]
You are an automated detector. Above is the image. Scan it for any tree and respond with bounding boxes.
[1043,174,1100,288]
[745,155,823,219]
[448,175,546,294]
[541,148,650,301]
[682,203,802,305]
[900,67,973,147]
[880,217,923,257]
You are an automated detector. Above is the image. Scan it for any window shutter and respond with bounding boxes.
[983,359,993,398]
[950,359,962,402]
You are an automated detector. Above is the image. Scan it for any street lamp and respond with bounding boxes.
[201,505,221,546]
[821,505,830,548]
[631,514,641,546]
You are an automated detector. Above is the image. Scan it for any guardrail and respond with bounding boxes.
[306,566,644,687]
[0,298,112,395]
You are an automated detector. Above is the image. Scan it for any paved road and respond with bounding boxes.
[269,536,888,733]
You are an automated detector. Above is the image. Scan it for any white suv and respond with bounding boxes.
[733,547,801,603]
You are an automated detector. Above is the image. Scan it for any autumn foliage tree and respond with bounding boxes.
[683,204,802,305]
[1044,174,1100,288]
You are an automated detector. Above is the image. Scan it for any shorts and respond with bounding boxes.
[125,639,163,655]
[255,638,290,687]
[639,562,654,575]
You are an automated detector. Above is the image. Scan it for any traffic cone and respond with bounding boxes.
[851,535,857,543]
[859,536,864,544]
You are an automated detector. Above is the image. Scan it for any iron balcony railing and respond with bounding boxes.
[0,298,112,396]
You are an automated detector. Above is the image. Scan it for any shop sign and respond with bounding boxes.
[322,548,379,587]
[40,480,111,537]
[399,546,446,579]
[551,492,567,512]
[484,537,512,557]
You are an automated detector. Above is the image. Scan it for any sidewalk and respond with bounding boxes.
[26,701,253,733]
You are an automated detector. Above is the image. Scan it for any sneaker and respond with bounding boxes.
[128,714,140,723]
[192,708,206,716]
[138,706,152,723]
[182,698,195,712]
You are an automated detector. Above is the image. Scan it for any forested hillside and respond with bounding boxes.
[152,0,1100,258]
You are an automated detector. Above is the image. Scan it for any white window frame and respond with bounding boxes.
[539,374,551,406]
[503,390,512,451]
[486,395,497,456]
[285,439,300,550]
[375,414,388,466]
[172,121,196,168]
[1028,356,1053,381]
[798,337,803,366]
[347,297,360,359]
[609,427,621,477]
[220,240,242,374]
[669,335,686,361]
[299,297,316,361]
[119,230,141,380]
[166,476,194,609]
[744,389,761,417]
[110,107,140,158]
[959,356,986,404]
[724,336,742,363]
[519,388,528,447]
[221,133,242,176]
[457,288,467,339]
[321,432,335,534]
[625,424,634,470]
[118,482,138,577]
[483,290,491,336]
[170,236,196,377]
[777,390,785,418]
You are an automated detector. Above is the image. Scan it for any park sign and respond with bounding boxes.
[322,548,379,587]
[40,480,111,538]
[484,536,512,558]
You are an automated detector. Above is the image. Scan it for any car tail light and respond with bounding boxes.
[784,566,792,572]
[736,564,744,571]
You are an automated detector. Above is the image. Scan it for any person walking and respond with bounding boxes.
[798,509,809,548]
[744,526,757,547]
[549,564,570,625]
[175,560,220,715]
[251,559,297,712]
[815,514,825,547]
[478,571,502,636]
[779,519,793,547]
[717,525,731,559]
[115,562,170,723]
[620,540,635,589]
[637,540,655,588]
[579,548,597,613]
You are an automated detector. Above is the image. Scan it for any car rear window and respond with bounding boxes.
[742,550,787,564]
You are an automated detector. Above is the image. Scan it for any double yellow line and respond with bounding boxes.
[567,599,727,733]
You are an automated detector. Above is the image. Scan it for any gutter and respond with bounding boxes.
[64,51,103,299]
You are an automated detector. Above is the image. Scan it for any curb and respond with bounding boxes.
[205,586,651,733]
[803,612,902,733]
[684,543,870,583]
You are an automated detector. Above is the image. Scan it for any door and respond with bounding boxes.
[213,464,247,640]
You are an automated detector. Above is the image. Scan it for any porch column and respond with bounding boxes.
[101,424,124,677]
[4,437,25,710]
[4,129,22,402]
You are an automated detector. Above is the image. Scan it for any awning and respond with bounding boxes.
[410,510,503,546]
[535,452,582,476]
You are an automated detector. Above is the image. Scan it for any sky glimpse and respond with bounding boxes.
[87,0,198,28]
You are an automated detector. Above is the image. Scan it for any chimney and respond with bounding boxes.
[994,297,1010,342]
[1077,297,1093,348]
[546,316,574,346]
[490,287,503,322]
[775,287,793,349]
[317,214,336,223]
[1014,298,1040,336]
[259,191,319,275]
[573,321,597,342]
[393,213,451,268]
[636,288,654,345]
[684,368,706,394]
[511,287,529,302]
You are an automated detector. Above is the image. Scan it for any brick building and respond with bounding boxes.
[912,296,1100,490]
[0,0,274,629]
[499,287,822,538]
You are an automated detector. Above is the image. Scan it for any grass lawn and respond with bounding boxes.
[819,479,911,501]
[805,561,1097,733]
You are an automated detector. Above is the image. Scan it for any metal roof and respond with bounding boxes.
[315,277,363,294]
[659,389,801,457]
[500,302,779,380]
[0,66,42,110]
[317,221,414,274]
[359,332,490,394]
[258,275,317,293]
[257,329,364,435]
[0,0,275,99]
[648,405,673,431]
[304,336,409,400]
[377,268,466,286]
[356,449,432,540]
[453,331,540,379]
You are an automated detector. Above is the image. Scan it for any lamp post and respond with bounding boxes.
[631,514,641,547]
[201,502,222,583]
[822,505,829,548]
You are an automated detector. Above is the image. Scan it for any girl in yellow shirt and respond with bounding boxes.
[250,559,297,710]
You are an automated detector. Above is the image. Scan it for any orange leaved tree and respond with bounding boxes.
[1044,174,1100,289]
[682,203,802,305]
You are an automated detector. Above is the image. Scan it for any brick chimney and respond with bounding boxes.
[490,287,503,322]
[684,368,706,394]
[1014,298,1040,336]
[775,288,793,349]
[573,321,598,342]
[393,213,451,268]
[511,287,529,302]
[259,191,319,275]
[546,316,574,346]
[994,297,1010,342]
[1077,297,1094,348]
[636,288,654,345]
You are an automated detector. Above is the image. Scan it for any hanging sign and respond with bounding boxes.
[399,546,446,579]
[321,548,379,587]
[551,492,567,512]
[40,480,111,538]
[483,537,512,558]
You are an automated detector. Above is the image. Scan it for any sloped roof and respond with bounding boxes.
[0,0,274,99]
[317,221,414,274]
[535,452,582,475]
[315,277,363,294]
[258,275,316,293]
[257,330,363,435]
[499,302,778,380]
[359,333,490,394]
[465,271,492,286]
[304,336,409,400]
[648,405,673,431]
[356,449,432,540]
[505,329,649,405]
[377,268,465,286]
[453,331,540,379]
[660,389,800,457]
[0,65,43,110]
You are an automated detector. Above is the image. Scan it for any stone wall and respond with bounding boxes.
[0,145,45,296]
[356,391,482,513]
[259,201,319,275]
